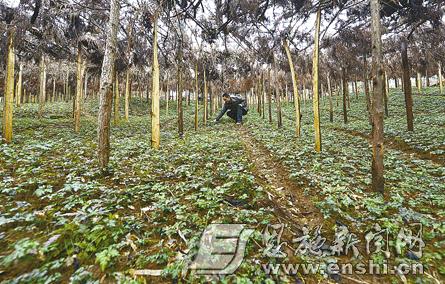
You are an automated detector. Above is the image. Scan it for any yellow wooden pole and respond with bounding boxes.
[151,17,160,149]
[312,8,322,152]
[2,27,15,143]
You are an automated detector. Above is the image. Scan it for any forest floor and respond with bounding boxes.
[0,88,444,284]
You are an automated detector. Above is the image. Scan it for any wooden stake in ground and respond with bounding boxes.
[401,40,414,132]
[151,17,160,149]
[312,7,322,152]
[194,63,199,131]
[97,0,120,169]
[283,39,301,137]
[39,55,46,118]
[2,27,15,143]
[370,0,385,194]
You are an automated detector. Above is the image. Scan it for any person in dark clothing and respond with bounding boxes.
[215,93,248,124]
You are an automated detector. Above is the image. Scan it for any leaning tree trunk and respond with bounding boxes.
[151,17,160,149]
[97,0,120,169]
[39,55,46,118]
[401,40,414,131]
[2,27,15,143]
[370,0,385,194]
[312,7,322,152]
[283,39,301,137]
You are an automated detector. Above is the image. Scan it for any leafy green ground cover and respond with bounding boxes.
[0,100,277,283]
[0,88,444,283]
[246,88,445,282]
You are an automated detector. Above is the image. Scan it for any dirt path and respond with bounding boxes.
[239,126,324,230]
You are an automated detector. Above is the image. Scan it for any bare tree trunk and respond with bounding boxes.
[74,44,85,133]
[284,39,301,137]
[383,70,389,117]
[257,76,261,115]
[166,83,169,117]
[416,71,422,94]
[262,74,265,118]
[194,63,199,131]
[401,40,414,131]
[276,88,282,128]
[83,71,88,102]
[39,55,46,118]
[125,69,131,121]
[370,0,385,194]
[342,68,348,124]
[2,27,15,143]
[364,55,372,125]
[151,17,160,149]
[312,7,322,152]
[327,75,333,123]
[114,74,120,124]
[52,78,56,103]
[177,44,184,137]
[203,68,208,126]
[354,78,359,100]
[267,72,272,124]
[426,70,430,87]
[438,62,443,95]
[16,63,22,107]
[97,0,120,169]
